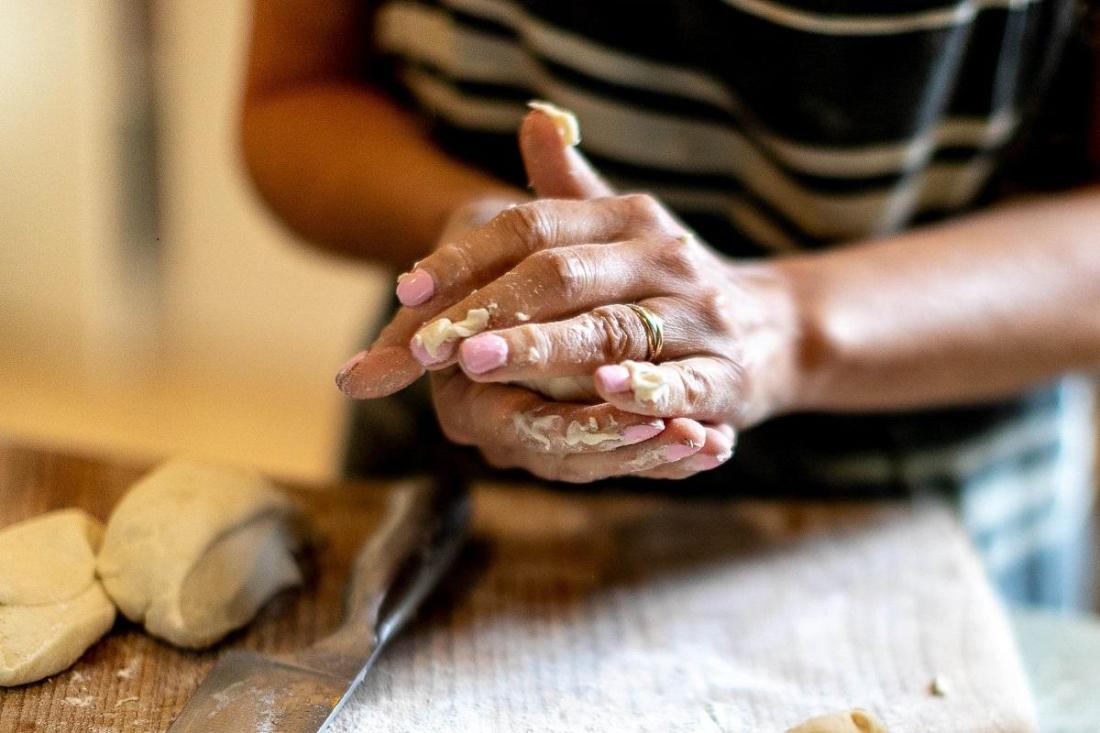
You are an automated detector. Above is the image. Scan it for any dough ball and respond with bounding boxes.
[786,709,888,733]
[96,460,303,649]
[0,510,116,687]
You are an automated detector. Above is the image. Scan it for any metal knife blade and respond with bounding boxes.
[167,476,470,732]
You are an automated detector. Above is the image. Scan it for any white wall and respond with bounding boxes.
[0,0,385,481]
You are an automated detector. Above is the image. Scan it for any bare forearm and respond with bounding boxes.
[241,83,523,266]
[778,186,1100,412]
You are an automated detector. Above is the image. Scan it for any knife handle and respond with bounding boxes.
[295,476,471,679]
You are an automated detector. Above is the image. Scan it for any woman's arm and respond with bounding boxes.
[782,187,1100,413]
[336,110,1100,481]
[240,0,524,267]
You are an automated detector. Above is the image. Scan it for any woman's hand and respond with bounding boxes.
[428,365,736,482]
[337,109,802,480]
[403,192,799,432]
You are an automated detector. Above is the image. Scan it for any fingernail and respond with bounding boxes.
[622,422,664,442]
[396,269,435,306]
[410,337,452,366]
[335,351,367,391]
[460,334,508,374]
[665,443,698,461]
[595,364,632,393]
[687,454,724,471]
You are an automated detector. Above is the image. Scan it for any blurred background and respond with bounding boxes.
[1,0,387,481]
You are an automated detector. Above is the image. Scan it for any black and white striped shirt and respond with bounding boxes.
[364,0,1096,606]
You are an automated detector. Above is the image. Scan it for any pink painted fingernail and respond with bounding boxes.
[396,269,435,306]
[622,422,664,442]
[665,443,698,461]
[688,455,724,471]
[410,337,452,366]
[460,334,508,374]
[335,351,367,391]
[595,364,632,393]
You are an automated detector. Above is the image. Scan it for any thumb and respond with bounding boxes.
[520,103,615,199]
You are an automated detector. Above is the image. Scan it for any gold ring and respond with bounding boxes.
[626,303,664,361]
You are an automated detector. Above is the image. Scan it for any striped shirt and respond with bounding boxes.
[360,0,1097,606]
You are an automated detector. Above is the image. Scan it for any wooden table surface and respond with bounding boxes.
[3,442,1075,732]
[0,444,390,733]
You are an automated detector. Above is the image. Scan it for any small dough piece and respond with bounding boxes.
[623,361,672,406]
[413,308,490,360]
[97,460,303,649]
[929,674,951,696]
[0,585,115,687]
[527,100,581,146]
[786,709,888,733]
[0,510,116,687]
[0,509,103,606]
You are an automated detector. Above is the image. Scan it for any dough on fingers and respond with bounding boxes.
[96,460,303,649]
[0,510,116,687]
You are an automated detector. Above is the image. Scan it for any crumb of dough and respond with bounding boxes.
[929,675,951,697]
[515,312,531,322]
[563,417,620,447]
[527,100,581,146]
[64,695,96,708]
[623,361,672,406]
[116,660,138,680]
[512,413,562,451]
[786,709,888,733]
[115,696,140,707]
[413,308,491,359]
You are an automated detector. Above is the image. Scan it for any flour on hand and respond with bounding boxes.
[414,309,491,360]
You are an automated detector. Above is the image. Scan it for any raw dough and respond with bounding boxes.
[527,100,581,146]
[96,460,303,649]
[786,709,888,733]
[414,308,490,360]
[622,361,672,406]
[0,510,116,687]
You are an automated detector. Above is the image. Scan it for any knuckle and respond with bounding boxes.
[677,364,712,408]
[495,202,553,253]
[529,248,591,301]
[516,324,552,368]
[695,288,731,333]
[621,192,662,223]
[589,306,644,361]
[651,239,700,281]
[433,241,477,279]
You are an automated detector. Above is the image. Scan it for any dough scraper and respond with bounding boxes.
[166,476,470,732]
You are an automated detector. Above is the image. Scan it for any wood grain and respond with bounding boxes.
[0,444,389,733]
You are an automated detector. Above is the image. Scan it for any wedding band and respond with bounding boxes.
[626,303,665,361]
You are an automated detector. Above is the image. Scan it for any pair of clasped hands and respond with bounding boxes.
[336,108,798,482]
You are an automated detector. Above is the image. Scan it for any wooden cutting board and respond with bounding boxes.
[0,444,390,733]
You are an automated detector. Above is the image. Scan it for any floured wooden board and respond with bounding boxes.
[0,445,1038,732]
